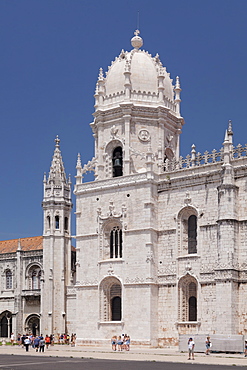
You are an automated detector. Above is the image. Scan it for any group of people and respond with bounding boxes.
[188,336,212,360]
[18,334,54,352]
[9,333,77,349]
[111,334,130,351]
[58,333,76,346]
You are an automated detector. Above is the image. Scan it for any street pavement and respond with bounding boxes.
[0,344,247,367]
[0,355,243,370]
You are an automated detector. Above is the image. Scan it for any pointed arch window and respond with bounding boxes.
[112,147,123,177]
[110,226,122,258]
[47,216,51,230]
[6,270,12,290]
[188,215,197,254]
[177,208,198,256]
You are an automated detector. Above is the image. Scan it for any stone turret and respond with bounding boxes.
[41,136,73,335]
[216,122,239,334]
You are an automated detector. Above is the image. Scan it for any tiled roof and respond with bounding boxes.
[0,236,43,254]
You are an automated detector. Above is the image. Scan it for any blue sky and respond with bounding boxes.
[1,0,247,240]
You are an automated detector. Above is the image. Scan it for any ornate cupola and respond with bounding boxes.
[78,31,185,184]
[93,30,179,112]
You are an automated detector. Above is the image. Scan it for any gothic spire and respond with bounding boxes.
[47,135,67,185]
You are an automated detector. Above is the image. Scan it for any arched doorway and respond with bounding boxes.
[26,315,40,336]
[0,311,12,338]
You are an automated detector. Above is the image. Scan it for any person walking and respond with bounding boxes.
[188,337,195,360]
[117,336,123,351]
[126,335,130,351]
[17,333,21,346]
[39,337,45,352]
[71,333,76,347]
[33,336,40,352]
[205,336,211,355]
[21,334,26,348]
[49,334,54,346]
[45,334,50,349]
[24,336,31,352]
[111,335,117,351]
[10,333,15,345]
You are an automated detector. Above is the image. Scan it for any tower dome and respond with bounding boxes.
[94,31,180,116]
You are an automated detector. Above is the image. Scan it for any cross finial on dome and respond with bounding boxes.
[131,30,143,50]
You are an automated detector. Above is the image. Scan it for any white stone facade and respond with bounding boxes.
[0,237,43,338]
[1,31,247,347]
[69,31,247,346]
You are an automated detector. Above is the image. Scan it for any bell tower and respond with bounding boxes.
[73,31,184,346]
[41,136,72,335]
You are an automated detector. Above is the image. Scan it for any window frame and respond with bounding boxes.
[6,270,12,290]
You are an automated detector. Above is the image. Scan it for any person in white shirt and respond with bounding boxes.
[24,336,31,352]
[10,333,15,345]
[188,337,195,360]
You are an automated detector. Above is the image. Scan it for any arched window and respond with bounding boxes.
[47,216,51,230]
[100,278,122,322]
[111,296,121,321]
[32,269,41,290]
[112,147,123,177]
[189,296,197,321]
[178,276,198,322]
[188,215,197,254]
[6,270,12,289]
[55,215,60,229]
[177,207,198,256]
[110,227,122,258]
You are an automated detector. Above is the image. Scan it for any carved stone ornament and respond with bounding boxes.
[184,192,191,206]
[97,200,126,220]
[108,264,114,275]
[110,125,119,139]
[138,129,150,142]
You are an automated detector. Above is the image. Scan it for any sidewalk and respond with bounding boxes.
[1,344,247,367]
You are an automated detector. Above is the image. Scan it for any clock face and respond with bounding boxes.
[138,129,150,142]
